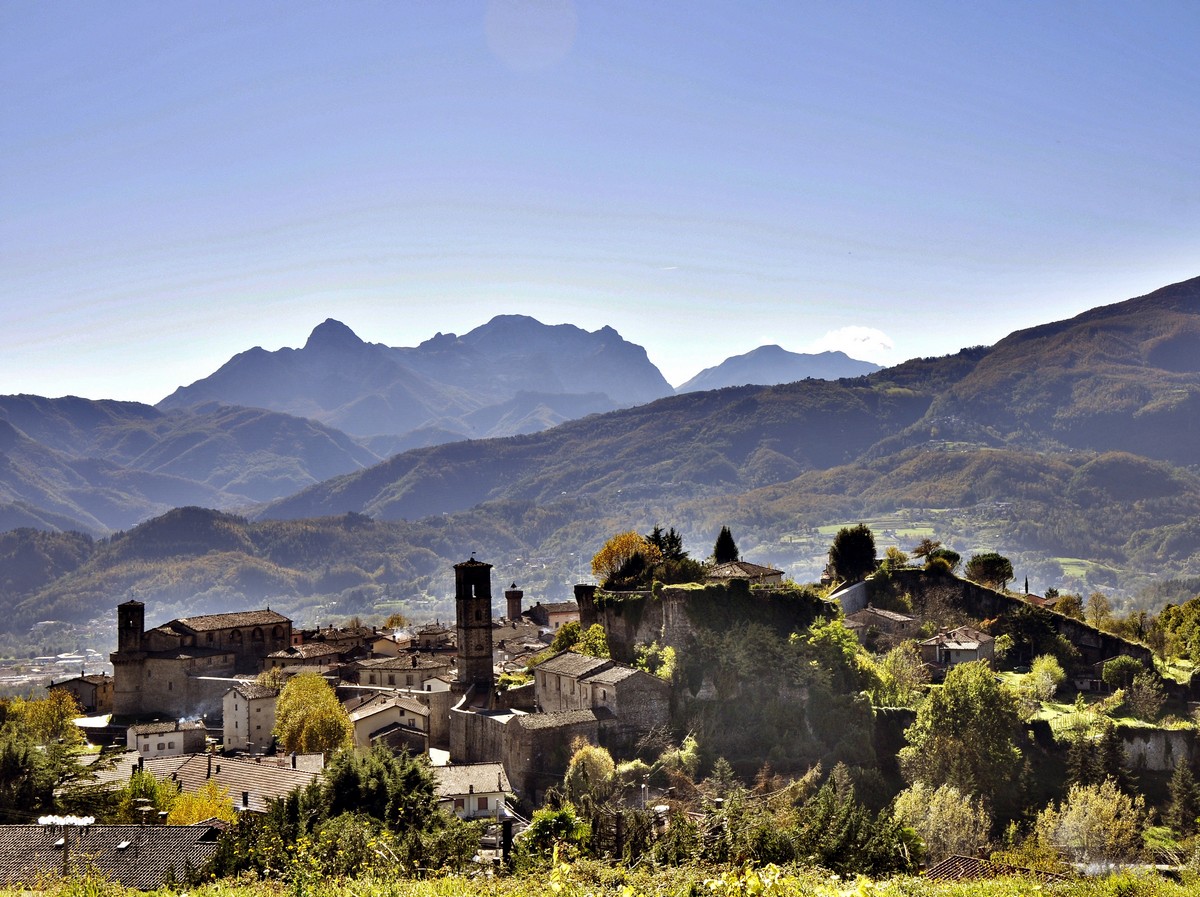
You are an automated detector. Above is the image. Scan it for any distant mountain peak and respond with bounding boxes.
[677,345,880,393]
[304,318,364,352]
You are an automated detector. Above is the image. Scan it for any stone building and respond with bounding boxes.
[50,673,114,714]
[534,651,670,734]
[109,601,292,719]
[222,683,278,754]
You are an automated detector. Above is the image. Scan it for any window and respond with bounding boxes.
[157,742,165,750]
[454,799,464,810]
[387,675,395,686]
[256,725,261,730]
[406,675,414,686]
[168,741,174,749]
[478,796,489,811]
[252,627,264,641]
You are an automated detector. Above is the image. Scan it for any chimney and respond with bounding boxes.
[291,753,297,769]
[242,791,250,809]
[206,754,212,778]
[505,584,523,621]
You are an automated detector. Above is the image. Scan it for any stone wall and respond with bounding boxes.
[1120,726,1196,771]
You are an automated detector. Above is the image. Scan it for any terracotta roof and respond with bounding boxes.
[434,762,511,796]
[925,854,1065,882]
[0,823,221,889]
[174,609,290,632]
[529,601,579,614]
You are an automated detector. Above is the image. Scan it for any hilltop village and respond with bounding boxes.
[6,526,1200,889]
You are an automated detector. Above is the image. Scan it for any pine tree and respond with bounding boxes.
[1098,723,1136,794]
[1167,758,1200,837]
[1065,728,1101,787]
[712,526,739,564]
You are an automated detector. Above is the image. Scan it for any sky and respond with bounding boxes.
[2,1,1199,404]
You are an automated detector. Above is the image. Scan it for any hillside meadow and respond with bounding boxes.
[3,864,1197,897]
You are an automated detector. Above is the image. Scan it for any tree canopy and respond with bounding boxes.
[274,672,353,755]
[828,524,877,583]
[898,661,1024,814]
[964,552,1014,590]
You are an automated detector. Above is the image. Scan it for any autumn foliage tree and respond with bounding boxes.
[591,531,662,589]
[274,672,353,755]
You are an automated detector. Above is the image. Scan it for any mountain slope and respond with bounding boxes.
[0,396,382,531]
[159,316,674,442]
[677,345,880,393]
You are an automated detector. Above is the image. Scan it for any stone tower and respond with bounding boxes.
[116,599,145,654]
[454,558,495,695]
[505,583,523,621]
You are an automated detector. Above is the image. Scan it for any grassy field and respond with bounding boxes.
[3,864,1199,897]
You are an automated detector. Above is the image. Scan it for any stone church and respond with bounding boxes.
[109,600,292,719]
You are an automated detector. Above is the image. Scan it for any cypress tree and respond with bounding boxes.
[713,526,739,564]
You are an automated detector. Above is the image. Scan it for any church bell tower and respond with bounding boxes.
[453,557,495,695]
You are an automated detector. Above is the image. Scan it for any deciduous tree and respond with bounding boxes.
[274,672,353,755]
[591,531,662,588]
[1034,778,1145,866]
[892,781,991,864]
[898,661,1024,811]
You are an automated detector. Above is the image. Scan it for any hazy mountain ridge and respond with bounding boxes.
[6,276,1200,629]
[0,397,383,532]
[677,345,881,393]
[159,315,674,443]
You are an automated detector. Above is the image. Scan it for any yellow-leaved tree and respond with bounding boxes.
[274,672,353,755]
[167,778,237,825]
[591,531,662,589]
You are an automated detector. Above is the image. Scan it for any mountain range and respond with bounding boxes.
[676,345,880,393]
[3,276,1200,633]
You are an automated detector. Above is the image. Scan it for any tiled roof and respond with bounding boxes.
[536,652,612,679]
[434,762,511,796]
[267,643,341,659]
[128,720,204,737]
[707,560,783,579]
[924,854,1065,882]
[530,601,579,614]
[0,824,221,890]
[921,626,995,649]
[54,673,111,687]
[356,654,452,671]
[583,665,640,686]
[142,753,318,813]
[848,605,916,624]
[228,682,277,700]
[174,610,290,632]
[515,708,607,730]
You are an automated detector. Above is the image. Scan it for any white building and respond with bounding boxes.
[433,762,512,819]
[222,682,278,753]
[126,720,206,758]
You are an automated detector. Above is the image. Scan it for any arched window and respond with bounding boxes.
[230,629,243,643]
[252,627,264,641]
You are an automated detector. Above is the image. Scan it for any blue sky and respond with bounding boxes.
[2,1,1199,404]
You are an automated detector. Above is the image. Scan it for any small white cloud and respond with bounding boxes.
[804,326,894,363]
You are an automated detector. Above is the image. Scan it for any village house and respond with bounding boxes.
[434,762,512,820]
[844,605,920,650]
[265,642,346,670]
[534,651,670,732]
[126,720,207,758]
[371,629,414,656]
[222,682,278,754]
[50,672,114,714]
[524,601,580,632]
[346,693,430,752]
[919,625,995,668]
[353,653,453,690]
